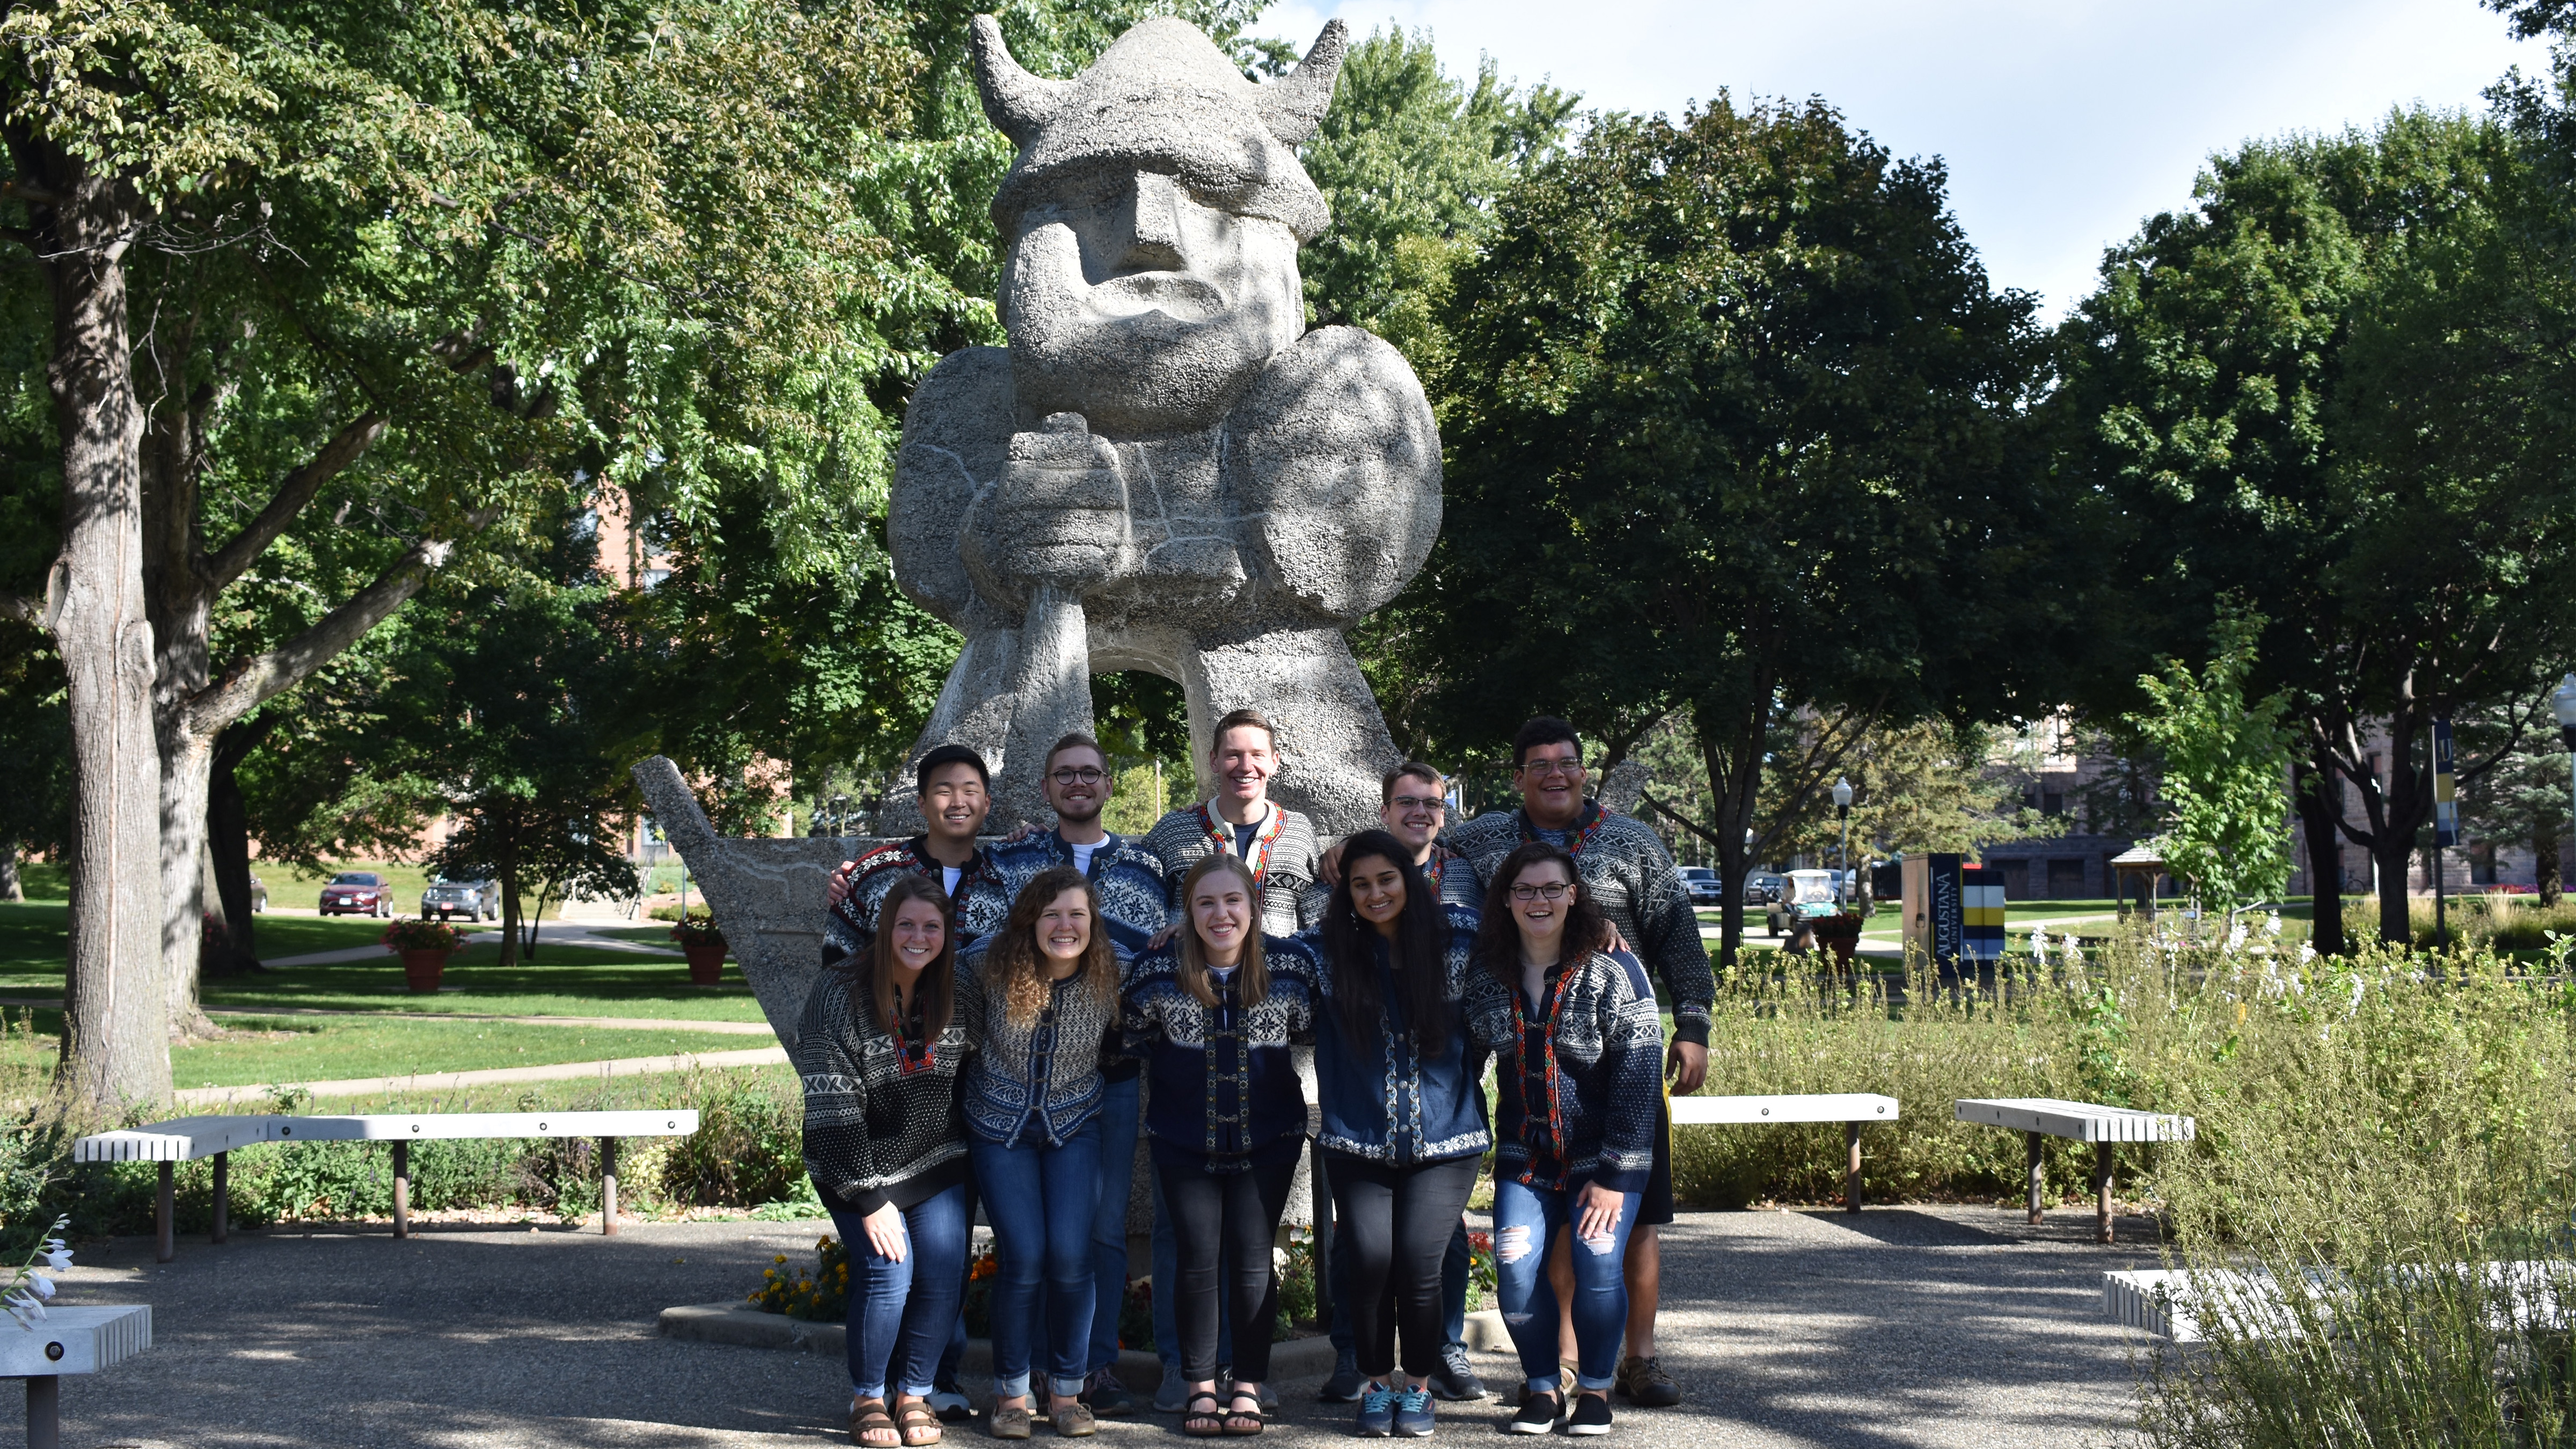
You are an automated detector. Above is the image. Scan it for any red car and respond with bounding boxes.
[318,872,394,918]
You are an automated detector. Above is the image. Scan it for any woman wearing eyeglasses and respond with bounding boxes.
[1462,843,1664,1437]
[1309,829,1486,1438]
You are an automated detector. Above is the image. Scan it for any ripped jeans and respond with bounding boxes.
[1490,1176,1640,1395]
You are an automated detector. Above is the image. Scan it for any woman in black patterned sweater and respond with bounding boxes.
[792,874,977,1449]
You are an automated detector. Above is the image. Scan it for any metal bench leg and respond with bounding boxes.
[600,1137,619,1235]
[26,1374,57,1449]
[2093,1143,2115,1245]
[212,1151,228,1244]
[1845,1122,1864,1213]
[2025,1131,2044,1224]
[392,1140,410,1240]
[156,1161,174,1263]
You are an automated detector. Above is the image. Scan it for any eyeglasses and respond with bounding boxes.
[1519,758,1583,778]
[1049,768,1106,785]
[1389,795,1446,813]
[1510,882,1573,902]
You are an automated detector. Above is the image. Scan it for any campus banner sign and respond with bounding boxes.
[2431,717,2459,847]
[1962,865,2006,963]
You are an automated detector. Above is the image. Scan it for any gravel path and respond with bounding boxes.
[21,1204,2157,1448]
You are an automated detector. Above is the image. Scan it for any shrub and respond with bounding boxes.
[669,910,726,949]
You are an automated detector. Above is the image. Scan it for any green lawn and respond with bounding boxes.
[0,902,763,1022]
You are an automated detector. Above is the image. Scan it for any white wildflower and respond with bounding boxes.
[2265,911,2284,938]
[2297,941,2316,967]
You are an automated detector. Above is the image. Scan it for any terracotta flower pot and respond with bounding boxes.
[1825,935,1857,967]
[683,943,727,985]
[399,947,449,993]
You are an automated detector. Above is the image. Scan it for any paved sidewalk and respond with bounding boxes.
[31,1204,2156,1447]
[260,922,687,968]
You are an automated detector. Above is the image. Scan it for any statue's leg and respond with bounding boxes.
[882,593,1095,835]
[1178,626,1400,837]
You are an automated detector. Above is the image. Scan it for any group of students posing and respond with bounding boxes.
[792,709,1716,1445]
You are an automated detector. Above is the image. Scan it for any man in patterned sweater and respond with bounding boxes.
[1441,717,1710,1410]
[991,731,1168,1418]
[1139,708,1320,938]
[822,743,1012,973]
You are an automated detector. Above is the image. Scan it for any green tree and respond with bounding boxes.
[2125,610,2296,918]
[2051,108,2576,952]
[1412,96,2075,963]
[2456,696,2573,906]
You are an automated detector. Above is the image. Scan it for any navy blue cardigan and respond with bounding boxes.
[1462,948,1665,1195]
[1122,934,1319,1173]
[1306,904,1490,1167]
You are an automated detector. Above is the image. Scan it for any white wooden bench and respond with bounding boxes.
[0,1303,149,1448]
[1671,1093,1900,1211]
[1955,1097,2193,1243]
[74,1110,699,1258]
[2105,1261,2573,1341]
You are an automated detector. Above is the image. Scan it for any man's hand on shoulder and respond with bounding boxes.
[825,860,857,908]
[1316,839,1346,885]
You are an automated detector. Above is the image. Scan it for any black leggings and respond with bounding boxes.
[1160,1157,1299,1384]
[1326,1153,1482,1380]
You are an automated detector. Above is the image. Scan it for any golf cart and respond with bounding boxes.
[1766,869,1844,938]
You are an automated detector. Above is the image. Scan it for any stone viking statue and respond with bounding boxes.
[882,14,1441,835]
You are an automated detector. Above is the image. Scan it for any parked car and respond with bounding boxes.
[1766,869,1845,937]
[1743,870,1788,906]
[247,872,267,913]
[318,872,393,917]
[1677,867,1723,907]
[421,878,496,922]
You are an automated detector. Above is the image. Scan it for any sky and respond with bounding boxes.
[1248,0,2556,319]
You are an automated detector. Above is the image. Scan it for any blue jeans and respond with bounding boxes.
[1152,1170,1233,1373]
[826,1183,970,1399]
[1088,1075,1140,1374]
[1492,1178,1640,1394]
[972,1121,1103,1400]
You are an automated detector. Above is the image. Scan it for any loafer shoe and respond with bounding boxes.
[1566,1394,1613,1436]
[1506,1391,1560,1435]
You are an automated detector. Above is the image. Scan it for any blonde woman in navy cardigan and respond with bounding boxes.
[1122,852,1320,1437]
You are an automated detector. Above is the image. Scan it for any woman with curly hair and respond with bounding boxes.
[791,873,976,1448]
[958,865,1123,1440]
[1309,828,1487,1439]
[1463,842,1664,1438]
[1123,852,1321,1437]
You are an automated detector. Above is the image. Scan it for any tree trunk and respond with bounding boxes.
[156,734,216,1035]
[2534,824,2562,909]
[35,165,173,1107]
[1693,691,1772,972]
[207,721,268,969]
[2295,753,2346,958]
[0,843,19,903]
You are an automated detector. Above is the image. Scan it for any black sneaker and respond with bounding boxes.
[1320,1357,1366,1403]
[1080,1367,1136,1418]
[1566,1394,1613,1436]
[1506,1391,1560,1435]
[1427,1345,1485,1402]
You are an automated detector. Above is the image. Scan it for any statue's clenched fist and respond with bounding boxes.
[963,412,1131,597]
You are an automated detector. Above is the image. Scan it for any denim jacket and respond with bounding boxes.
[1307,904,1490,1166]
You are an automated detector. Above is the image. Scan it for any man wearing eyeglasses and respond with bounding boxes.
[1442,716,1710,1410]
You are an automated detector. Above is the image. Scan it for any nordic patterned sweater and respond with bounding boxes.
[822,837,1013,970]
[789,963,976,1216]
[1141,802,1321,939]
[953,943,1121,1148]
[1122,934,1320,1173]
[1444,802,1714,1047]
[1462,948,1665,1195]
[1296,846,1484,925]
[992,828,1170,963]
[1305,903,1491,1167]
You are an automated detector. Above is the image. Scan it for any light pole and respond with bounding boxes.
[2553,675,2576,879]
[1833,775,1855,904]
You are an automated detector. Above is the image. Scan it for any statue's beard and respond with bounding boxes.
[1005,222,1303,436]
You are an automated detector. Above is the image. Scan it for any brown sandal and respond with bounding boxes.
[1183,1392,1226,1438]
[896,1397,942,1446]
[851,1398,900,1448]
[1221,1392,1264,1436]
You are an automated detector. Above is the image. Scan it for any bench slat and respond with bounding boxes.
[1671,1094,1900,1125]
[0,1304,151,1374]
[1955,1097,2194,1143]
[264,1110,700,1141]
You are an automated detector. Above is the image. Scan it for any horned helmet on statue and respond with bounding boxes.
[881,14,1441,838]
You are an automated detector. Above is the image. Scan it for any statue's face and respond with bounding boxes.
[1005,169,1304,436]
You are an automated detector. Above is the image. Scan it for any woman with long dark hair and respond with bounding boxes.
[958,866,1123,1440]
[1309,829,1486,1438]
[792,873,976,1448]
[1123,852,1320,1438]
[1463,842,1664,1437]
